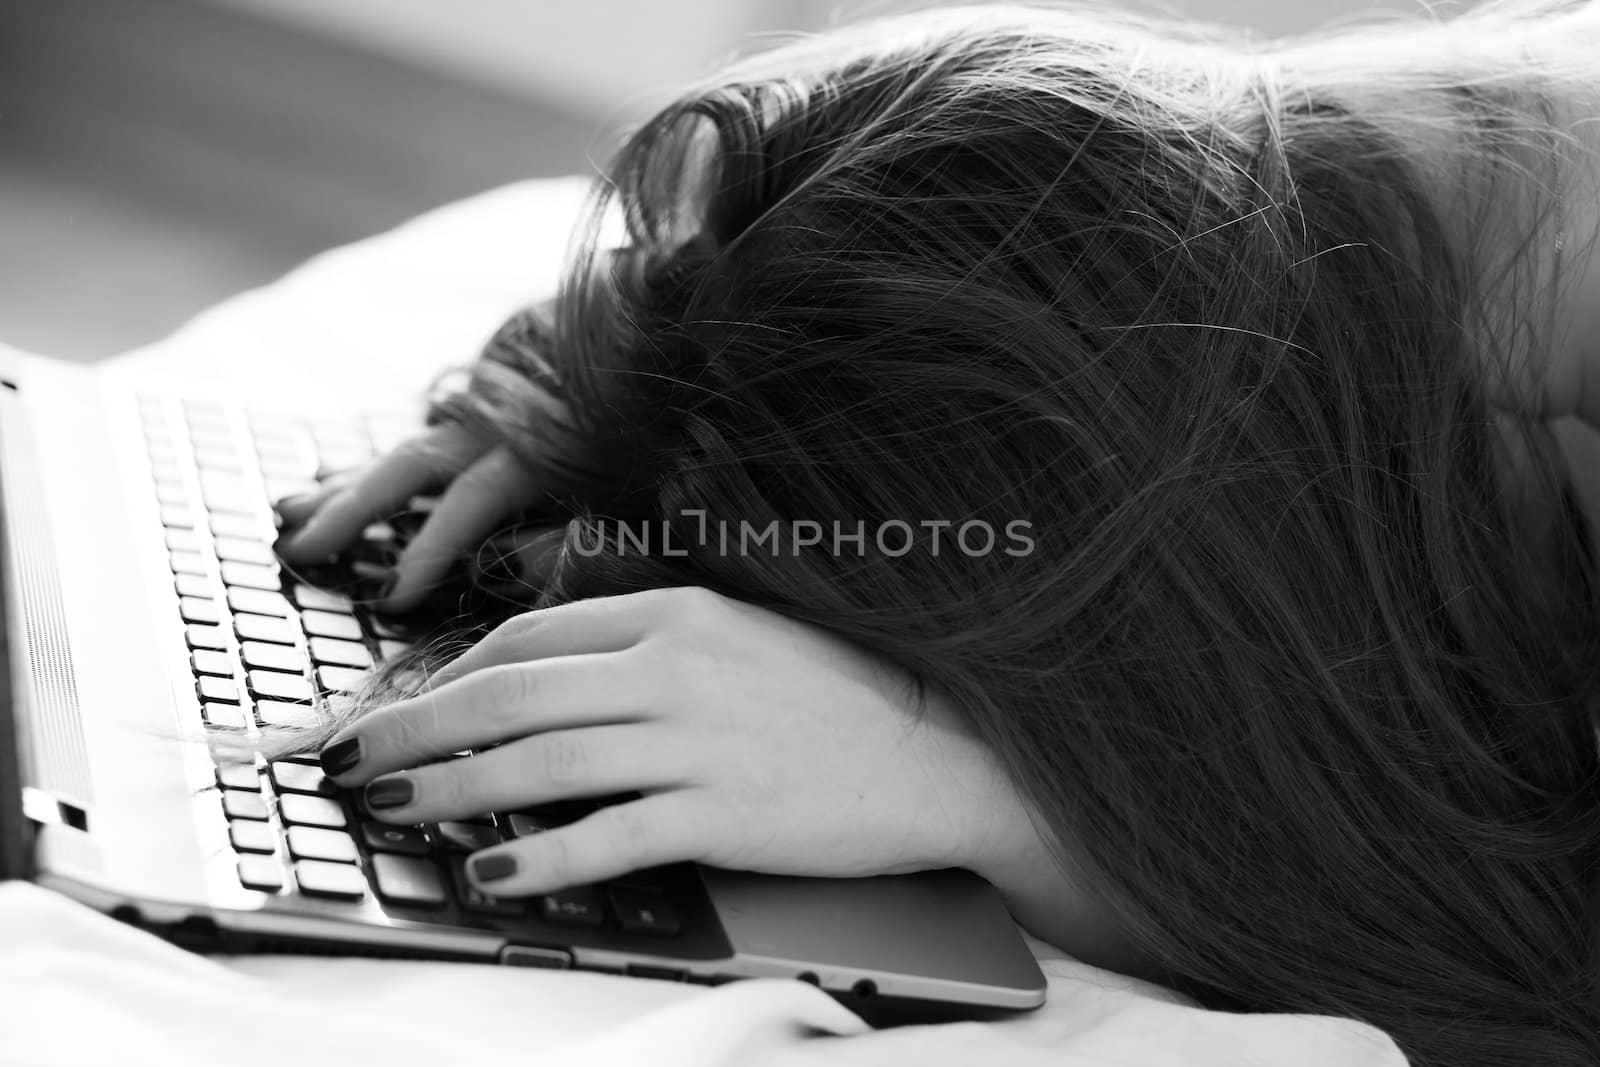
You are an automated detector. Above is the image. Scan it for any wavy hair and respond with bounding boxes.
[277,5,1600,1064]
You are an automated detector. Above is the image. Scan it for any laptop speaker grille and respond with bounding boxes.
[0,386,92,805]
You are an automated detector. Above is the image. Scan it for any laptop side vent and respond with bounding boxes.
[0,389,92,805]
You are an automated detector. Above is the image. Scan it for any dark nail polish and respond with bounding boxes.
[364,775,414,810]
[318,737,361,776]
[471,852,517,883]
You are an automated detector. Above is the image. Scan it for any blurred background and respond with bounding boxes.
[0,0,1455,362]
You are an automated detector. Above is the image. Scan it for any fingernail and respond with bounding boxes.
[318,736,361,776]
[471,852,517,882]
[364,775,414,810]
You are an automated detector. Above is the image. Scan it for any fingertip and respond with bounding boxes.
[273,492,320,524]
[318,735,363,778]
[468,849,521,887]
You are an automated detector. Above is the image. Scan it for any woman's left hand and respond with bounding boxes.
[318,586,1039,896]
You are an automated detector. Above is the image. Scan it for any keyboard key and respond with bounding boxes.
[228,588,292,617]
[155,482,190,507]
[301,610,361,641]
[293,860,367,900]
[174,572,212,599]
[197,676,239,703]
[169,549,208,575]
[160,504,195,529]
[371,853,447,908]
[241,641,305,673]
[312,424,372,454]
[237,854,284,892]
[192,445,243,473]
[309,637,372,669]
[229,820,277,854]
[257,452,317,480]
[362,822,430,857]
[292,585,355,614]
[210,513,264,541]
[250,671,313,703]
[316,666,368,695]
[190,649,235,677]
[434,821,501,852]
[270,761,334,796]
[179,597,221,625]
[220,560,281,591]
[148,455,183,482]
[255,700,320,729]
[505,813,553,838]
[280,794,347,829]
[234,612,296,645]
[369,617,413,641]
[214,536,276,565]
[215,763,260,791]
[286,826,358,864]
[448,856,524,916]
[608,888,681,936]
[203,702,247,729]
[200,472,256,514]
[165,528,201,553]
[540,886,606,928]
[221,790,269,821]
[186,623,227,651]
[264,477,316,502]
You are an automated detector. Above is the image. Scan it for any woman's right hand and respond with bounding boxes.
[274,422,549,611]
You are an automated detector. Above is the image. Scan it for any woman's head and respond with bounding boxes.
[332,5,1600,1063]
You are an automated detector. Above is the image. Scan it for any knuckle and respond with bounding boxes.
[537,828,575,883]
[602,804,653,867]
[667,585,725,625]
[387,705,442,761]
[629,638,700,701]
[535,732,587,789]
[427,766,471,813]
[483,611,538,651]
[474,665,535,727]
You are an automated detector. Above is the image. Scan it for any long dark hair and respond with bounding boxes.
[307,5,1600,1063]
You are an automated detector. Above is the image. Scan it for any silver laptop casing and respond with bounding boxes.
[4,346,1047,1016]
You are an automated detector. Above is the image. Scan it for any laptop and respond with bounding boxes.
[0,341,1047,1024]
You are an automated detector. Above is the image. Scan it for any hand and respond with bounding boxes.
[317,586,1043,897]
[275,421,546,610]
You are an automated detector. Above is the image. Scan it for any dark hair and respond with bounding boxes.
[311,5,1600,1063]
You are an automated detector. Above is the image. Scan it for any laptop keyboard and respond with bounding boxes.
[136,395,688,941]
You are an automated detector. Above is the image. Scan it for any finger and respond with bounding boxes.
[276,424,490,563]
[274,477,345,527]
[381,445,547,610]
[359,724,684,823]
[414,594,657,695]
[321,650,659,782]
[464,793,704,896]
